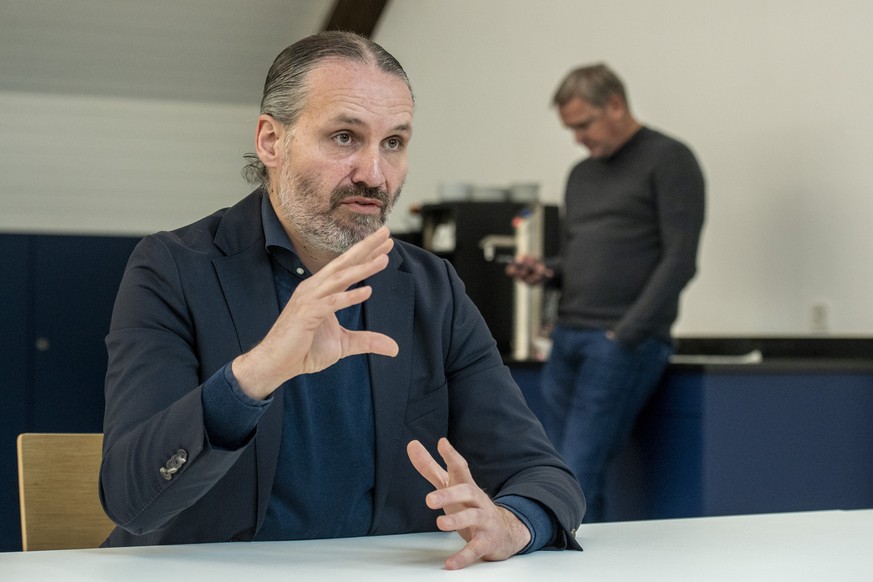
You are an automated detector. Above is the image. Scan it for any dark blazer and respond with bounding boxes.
[100,190,584,548]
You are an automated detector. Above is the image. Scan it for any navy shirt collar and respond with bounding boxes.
[260,191,311,279]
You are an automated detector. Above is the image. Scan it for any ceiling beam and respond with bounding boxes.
[321,0,390,38]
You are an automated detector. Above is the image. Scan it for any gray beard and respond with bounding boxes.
[276,171,400,254]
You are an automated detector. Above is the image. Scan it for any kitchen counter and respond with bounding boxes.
[507,336,873,373]
[506,336,873,522]
[670,336,873,372]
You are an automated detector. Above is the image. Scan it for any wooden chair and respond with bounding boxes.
[16,433,116,551]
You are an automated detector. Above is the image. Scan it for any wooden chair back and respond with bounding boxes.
[16,433,115,551]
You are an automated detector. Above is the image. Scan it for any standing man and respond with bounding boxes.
[507,63,705,522]
[99,31,584,570]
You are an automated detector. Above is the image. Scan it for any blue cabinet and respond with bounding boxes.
[510,356,873,522]
[0,234,140,551]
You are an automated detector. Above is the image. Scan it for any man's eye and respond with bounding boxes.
[384,137,403,150]
[334,132,353,145]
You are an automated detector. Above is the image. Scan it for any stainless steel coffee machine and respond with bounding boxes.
[480,204,560,360]
[421,199,560,359]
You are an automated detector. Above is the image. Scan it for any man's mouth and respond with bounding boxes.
[338,196,384,214]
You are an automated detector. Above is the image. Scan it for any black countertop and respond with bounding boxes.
[670,336,873,373]
[507,336,873,374]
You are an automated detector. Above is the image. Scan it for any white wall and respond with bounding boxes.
[0,0,325,233]
[375,0,873,336]
[2,0,871,336]
[0,91,254,233]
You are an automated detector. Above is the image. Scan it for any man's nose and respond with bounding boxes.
[351,147,386,188]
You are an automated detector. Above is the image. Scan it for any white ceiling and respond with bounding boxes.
[1,0,332,104]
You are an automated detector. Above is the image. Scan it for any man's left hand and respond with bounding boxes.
[406,438,532,570]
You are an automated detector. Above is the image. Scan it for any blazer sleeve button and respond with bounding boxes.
[159,448,189,480]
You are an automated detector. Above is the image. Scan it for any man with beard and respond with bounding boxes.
[99,32,585,570]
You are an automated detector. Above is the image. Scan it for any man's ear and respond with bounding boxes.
[606,93,628,119]
[255,114,285,171]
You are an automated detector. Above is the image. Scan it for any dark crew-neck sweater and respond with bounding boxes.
[550,127,705,346]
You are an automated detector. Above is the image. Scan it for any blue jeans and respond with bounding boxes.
[540,326,673,522]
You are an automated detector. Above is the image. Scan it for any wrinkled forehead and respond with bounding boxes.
[306,58,411,99]
[300,60,414,126]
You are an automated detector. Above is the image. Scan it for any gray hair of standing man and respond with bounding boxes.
[552,63,629,109]
[241,30,414,189]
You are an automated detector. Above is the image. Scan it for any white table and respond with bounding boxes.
[1,510,871,581]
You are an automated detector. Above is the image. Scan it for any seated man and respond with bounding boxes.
[99,31,585,570]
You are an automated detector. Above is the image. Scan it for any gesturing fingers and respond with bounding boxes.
[343,329,399,359]
[406,438,477,492]
[444,540,486,571]
[407,438,488,542]
[316,226,394,288]
[238,227,395,396]
[406,440,449,490]
[407,438,531,570]
[443,509,528,570]
[282,226,393,328]
[437,438,475,487]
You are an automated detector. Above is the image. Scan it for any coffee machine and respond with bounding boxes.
[421,200,560,359]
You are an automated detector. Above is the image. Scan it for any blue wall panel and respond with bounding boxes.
[0,235,31,552]
[0,233,139,552]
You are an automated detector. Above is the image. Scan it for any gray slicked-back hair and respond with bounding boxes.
[552,63,628,109]
[241,30,413,189]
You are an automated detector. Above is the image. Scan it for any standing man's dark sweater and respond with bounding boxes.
[551,126,705,347]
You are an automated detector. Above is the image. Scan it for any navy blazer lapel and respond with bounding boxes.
[213,244,277,354]
[365,247,414,524]
[212,190,278,355]
[211,191,284,534]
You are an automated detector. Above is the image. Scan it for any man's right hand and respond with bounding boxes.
[231,226,399,400]
[505,254,554,286]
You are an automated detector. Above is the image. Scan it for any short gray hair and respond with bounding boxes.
[242,31,414,188]
[552,63,628,109]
